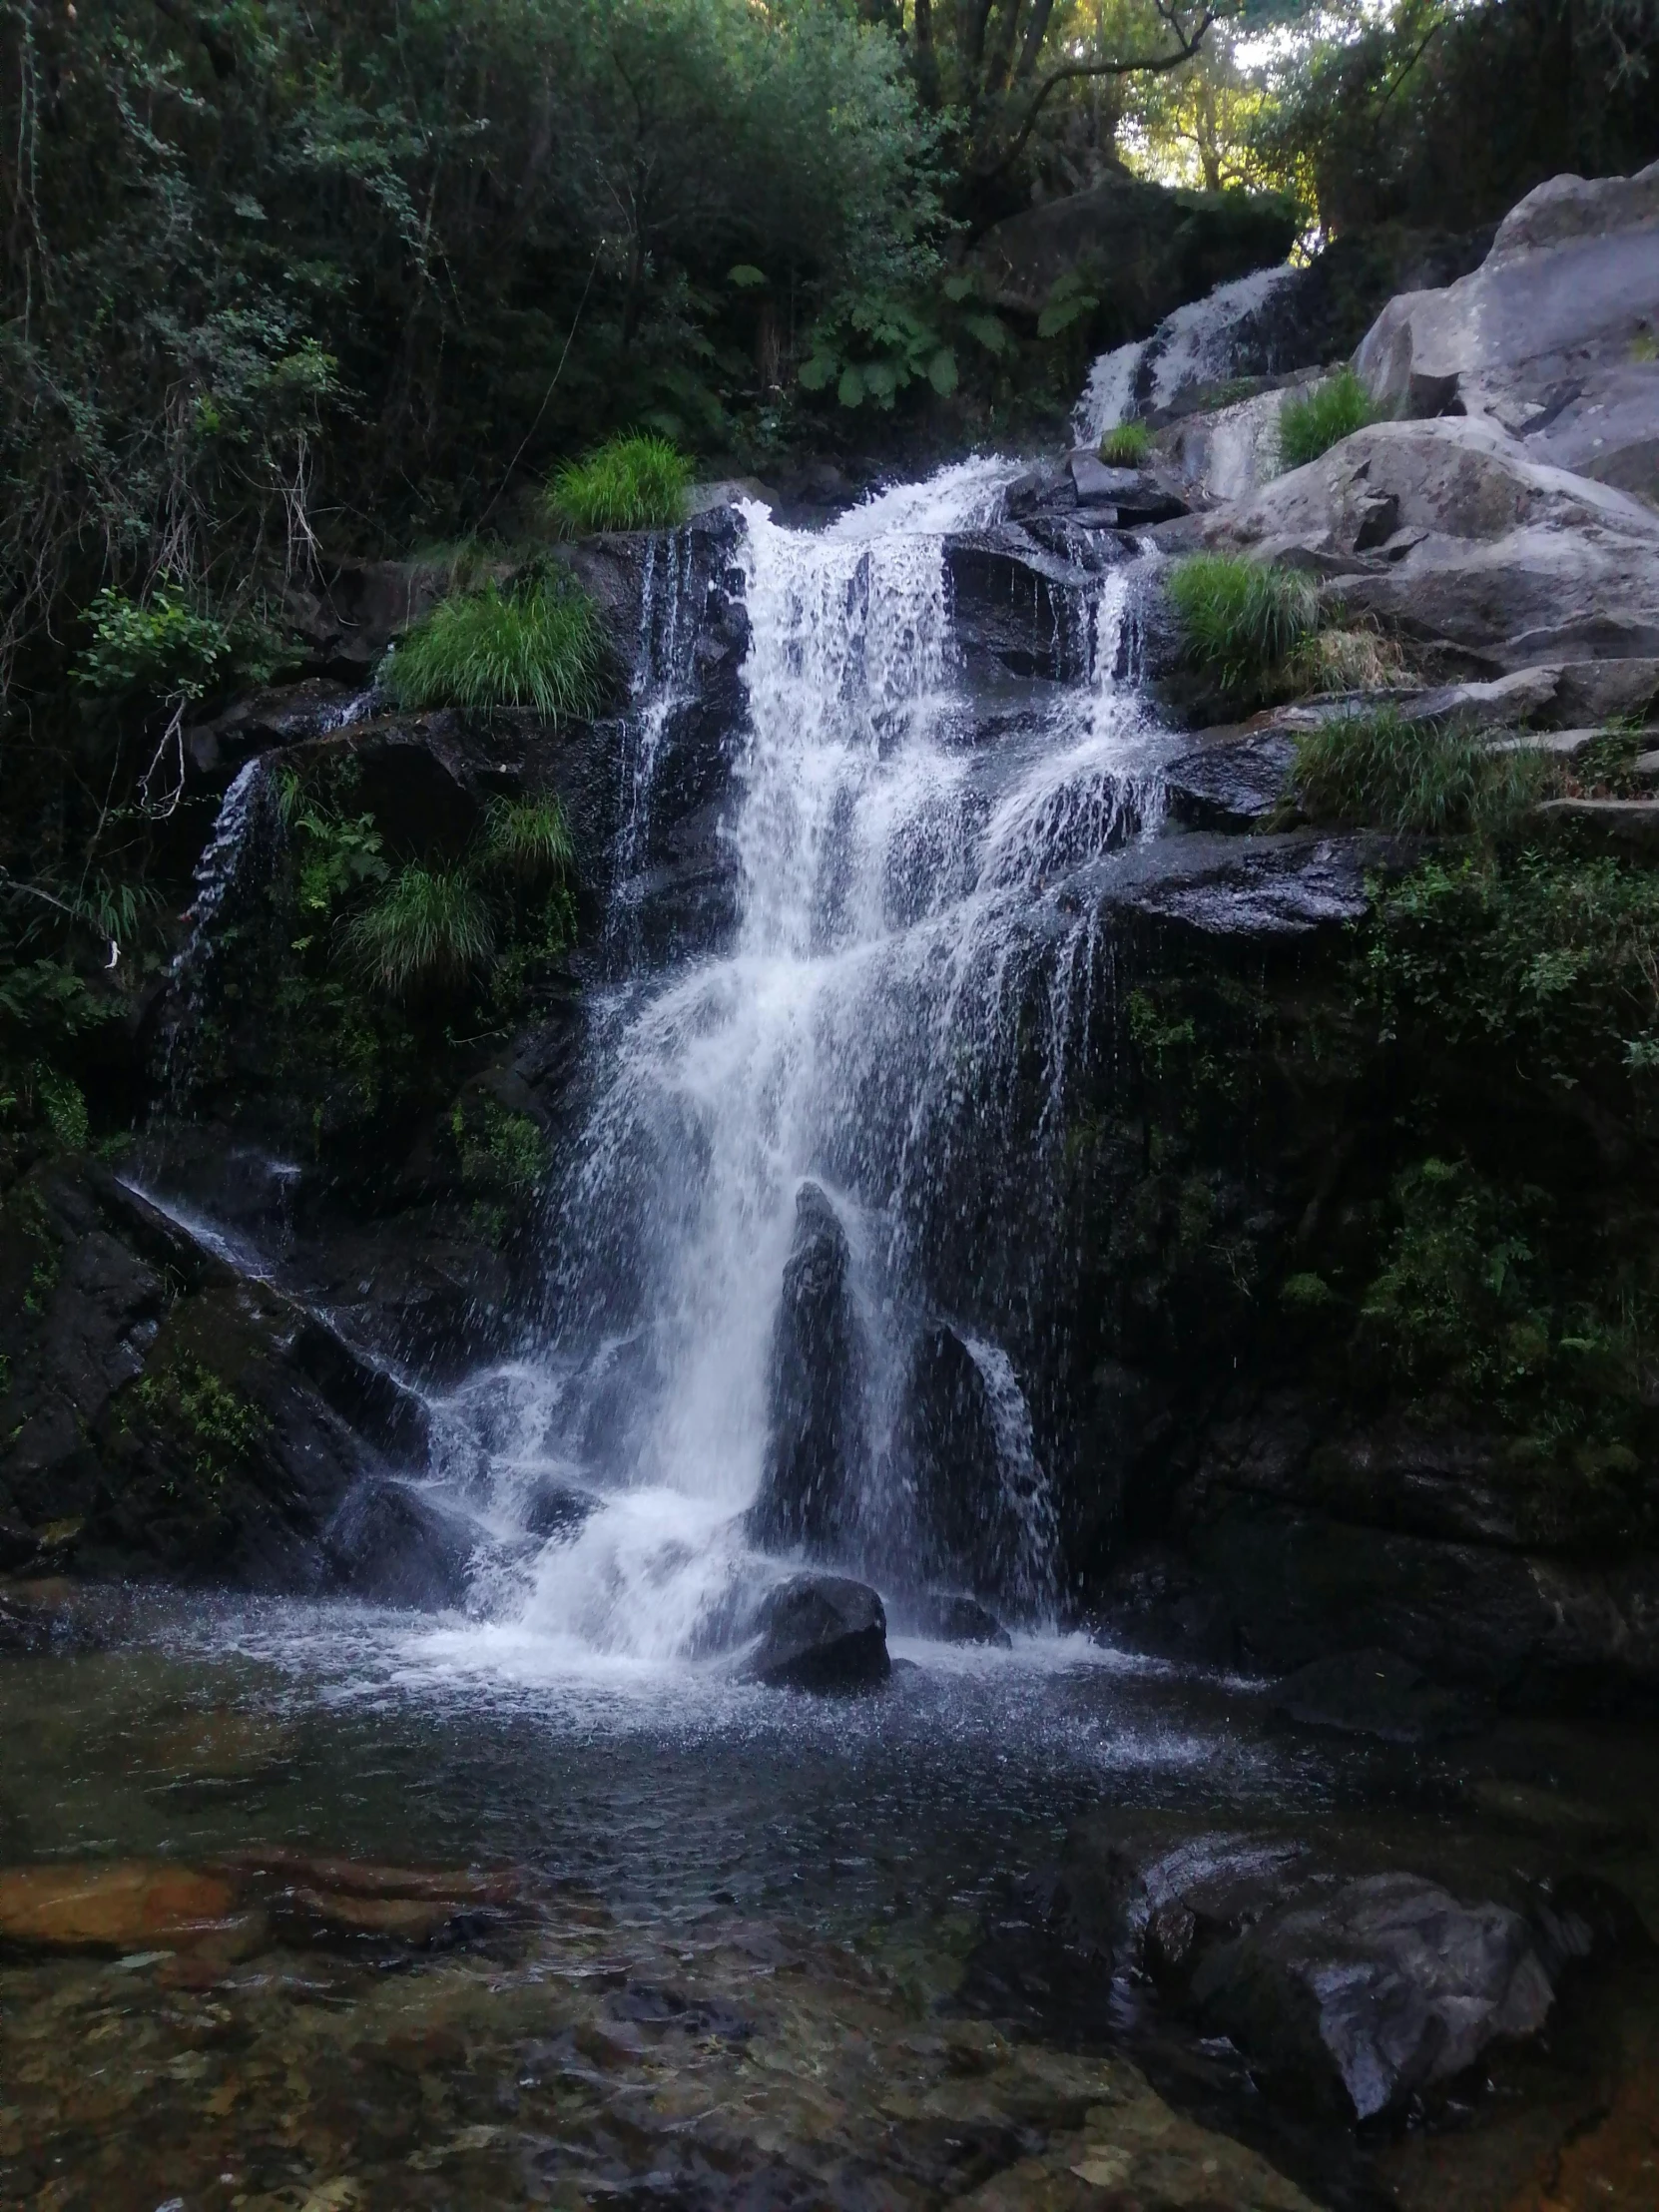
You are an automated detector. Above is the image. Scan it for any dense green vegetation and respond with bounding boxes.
[1277,368,1379,471]
[381,575,608,718]
[549,436,695,535]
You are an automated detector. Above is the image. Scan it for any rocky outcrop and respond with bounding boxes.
[969,175,1298,335]
[1356,160,1659,510]
[1174,414,1659,669]
[896,1323,1025,1597]
[747,1185,867,1559]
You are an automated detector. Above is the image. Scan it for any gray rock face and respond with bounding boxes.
[747,1185,866,1559]
[1183,415,1659,669]
[1356,160,1659,511]
[1164,731,1295,830]
[743,1573,889,1690]
[1192,1873,1555,2119]
[1095,831,1378,939]
[897,1323,1024,1596]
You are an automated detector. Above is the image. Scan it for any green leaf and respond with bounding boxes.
[941,273,976,302]
[862,358,900,401]
[728,264,767,288]
[836,364,866,408]
[963,313,1011,355]
[927,347,958,396]
[1037,294,1095,338]
[798,354,837,392]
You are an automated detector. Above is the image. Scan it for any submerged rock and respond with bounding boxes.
[0,1863,240,1954]
[905,1590,1013,1648]
[747,1185,866,1560]
[1192,1872,1555,2120]
[743,1573,889,1691]
[1272,1647,1489,1745]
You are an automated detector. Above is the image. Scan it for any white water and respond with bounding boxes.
[425,459,1170,1663]
[1073,263,1301,444]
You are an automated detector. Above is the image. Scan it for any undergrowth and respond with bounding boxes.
[1278,368,1380,471]
[548,434,693,535]
[1166,554,1321,708]
[341,867,496,999]
[380,574,606,719]
[1292,709,1550,834]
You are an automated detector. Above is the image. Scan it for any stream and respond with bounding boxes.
[6,433,1659,2211]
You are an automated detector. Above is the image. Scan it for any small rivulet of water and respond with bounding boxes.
[432,460,1171,1662]
[161,752,283,1106]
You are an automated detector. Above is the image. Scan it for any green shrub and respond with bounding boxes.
[74,585,231,703]
[1099,421,1152,467]
[1166,554,1321,706]
[1292,710,1550,835]
[380,575,606,719]
[1277,368,1380,471]
[1365,849,1659,1092]
[341,866,495,997]
[479,796,575,880]
[547,434,693,535]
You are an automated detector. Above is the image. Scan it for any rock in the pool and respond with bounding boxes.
[1191,1870,1556,2120]
[744,1573,890,1690]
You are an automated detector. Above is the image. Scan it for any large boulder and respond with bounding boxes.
[741,1572,889,1690]
[1178,414,1659,669]
[1356,159,1659,511]
[969,175,1298,336]
[746,1185,867,1558]
[897,1323,1027,1597]
[327,1477,479,1609]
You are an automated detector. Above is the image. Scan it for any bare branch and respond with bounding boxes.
[976,7,1219,179]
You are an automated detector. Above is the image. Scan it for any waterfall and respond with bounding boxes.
[608,526,703,956]
[1073,263,1302,444]
[164,755,282,1101]
[435,462,1170,1658]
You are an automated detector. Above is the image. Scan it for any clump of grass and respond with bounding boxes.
[380,573,606,719]
[1291,708,1552,835]
[479,794,575,879]
[1166,553,1321,707]
[341,865,496,997]
[1099,420,1152,467]
[547,433,693,535]
[1278,367,1380,471]
[1289,623,1406,696]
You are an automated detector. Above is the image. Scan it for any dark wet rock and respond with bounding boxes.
[747,1185,866,1559]
[743,1573,889,1690]
[1093,831,1382,940]
[905,1591,1012,1648]
[1164,731,1295,831]
[185,678,370,776]
[1191,1872,1555,2119]
[1272,1647,1489,1745]
[328,1477,478,1609]
[1069,452,1190,525]
[968,174,1297,329]
[897,1324,1027,1599]
[1091,1543,1238,1669]
[944,526,1106,682]
[1466,1776,1647,1852]
[520,1477,602,1542]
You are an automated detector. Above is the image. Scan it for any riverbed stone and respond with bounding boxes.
[743,1572,889,1690]
[0,1862,239,1952]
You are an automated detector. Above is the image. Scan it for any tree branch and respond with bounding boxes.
[976,7,1218,179]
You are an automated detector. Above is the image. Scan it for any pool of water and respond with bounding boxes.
[3,1589,1657,2212]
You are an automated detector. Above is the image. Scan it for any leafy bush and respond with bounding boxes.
[75,586,231,704]
[1166,554,1321,706]
[381,575,606,719]
[480,796,575,880]
[137,1358,269,1494]
[548,436,693,534]
[1099,421,1153,467]
[341,867,496,998]
[1292,710,1550,834]
[1365,849,1659,1092]
[1277,369,1380,471]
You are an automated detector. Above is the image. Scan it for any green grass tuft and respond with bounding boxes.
[380,574,606,719]
[341,865,495,997]
[1099,421,1152,467]
[1292,709,1552,835]
[1166,553,1321,707]
[547,433,693,535]
[479,794,575,879]
[1278,367,1380,471]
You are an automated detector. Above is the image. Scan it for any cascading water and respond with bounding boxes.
[163,754,283,1102]
[1073,262,1302,443]
[433,459,1173,1661]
